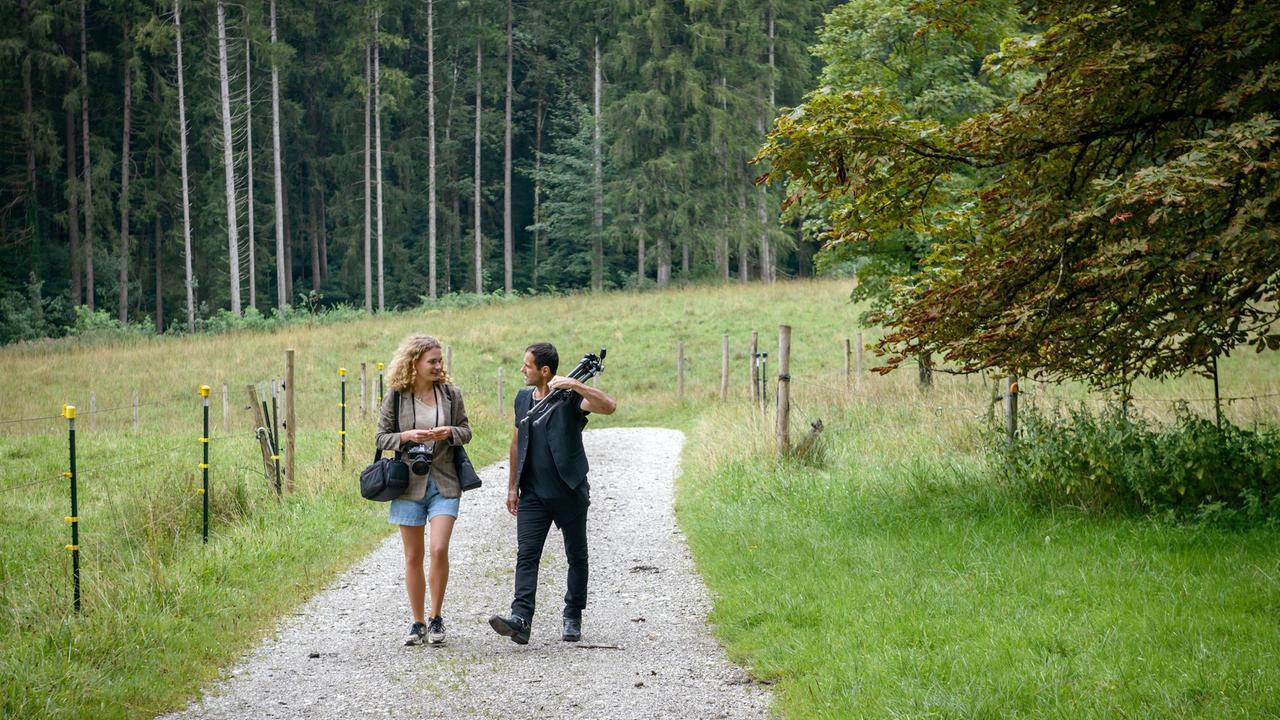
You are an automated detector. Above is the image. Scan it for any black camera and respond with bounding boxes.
[405,443,434,476]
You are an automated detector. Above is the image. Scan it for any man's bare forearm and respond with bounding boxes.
[574,381,617,415]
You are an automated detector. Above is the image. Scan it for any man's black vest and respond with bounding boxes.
[514,387,590,489]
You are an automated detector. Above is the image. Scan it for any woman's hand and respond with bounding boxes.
[400,427,451,444]
[423,426,452,442]
[399,429,434,444]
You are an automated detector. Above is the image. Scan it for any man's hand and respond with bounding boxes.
[548,375,583,392]
[506,489,520,516]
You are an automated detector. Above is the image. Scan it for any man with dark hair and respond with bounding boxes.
[489,342,617,644]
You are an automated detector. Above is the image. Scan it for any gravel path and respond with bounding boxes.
[161,428,772,720]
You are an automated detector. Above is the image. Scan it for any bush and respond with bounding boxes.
[997,404,1280,523]
[417,290,523,310]
[67,306,156,341]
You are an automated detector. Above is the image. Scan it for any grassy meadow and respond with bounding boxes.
[2,278,1279,718]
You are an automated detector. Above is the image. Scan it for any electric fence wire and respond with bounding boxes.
[0,412,66,426]
[75,441,190,478]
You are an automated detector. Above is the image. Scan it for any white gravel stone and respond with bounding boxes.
[160,428,773,720]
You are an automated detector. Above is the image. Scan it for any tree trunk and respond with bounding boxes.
[502,0,514,294]
[737,195,749,283]
[363,34,372,311]
[175,0,195,330]
[319,193,329,281]
[427,0,437,299]
[154,196,163,331]
[20,0,34,246]
[66,105,81,304]
[118,19,132,323]
[533,90,544,291]
[756,121,771,283]
[151,69,164,330]
[768,5,776,109]
[447,192,457,294]
[657,236,671,286]
[271,0,287,311]
[217,0,243,315]
[591,35,604,292]
[245,37,257,309]
[763,8,776,282]
[444,60,459,295]
[374,14,385,311]
[283,157,293,301]
[636,202,645,283]
[473,32,483,294]
[80,0,94,310]
[309,182,320,290]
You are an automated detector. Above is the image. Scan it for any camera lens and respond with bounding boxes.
[407,443,433,476]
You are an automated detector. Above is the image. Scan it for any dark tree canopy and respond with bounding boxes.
[760,0,1280,388]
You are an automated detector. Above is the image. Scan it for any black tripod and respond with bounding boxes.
[521,348,607,427]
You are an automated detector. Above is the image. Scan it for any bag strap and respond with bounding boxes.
[372,390,402,464]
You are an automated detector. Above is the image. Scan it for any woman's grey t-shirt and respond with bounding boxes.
[409,394,443,480]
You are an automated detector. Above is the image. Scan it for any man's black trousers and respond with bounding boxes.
[511,492,588,622]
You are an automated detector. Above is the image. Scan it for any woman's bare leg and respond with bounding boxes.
[399,524,426,623]
[427,514,456,617]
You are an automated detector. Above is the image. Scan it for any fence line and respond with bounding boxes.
[0,412,66,426]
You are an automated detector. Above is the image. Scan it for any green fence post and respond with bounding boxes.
[62,404,80,613]
[199,385,210,543]
[339,368,347,464]
[377,362,384,406]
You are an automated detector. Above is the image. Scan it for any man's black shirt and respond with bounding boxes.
[515,387,589,502]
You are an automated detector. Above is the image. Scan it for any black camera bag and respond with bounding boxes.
[359,391,410,501]
[454,445,482,492]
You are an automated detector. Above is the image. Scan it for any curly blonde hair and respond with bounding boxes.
[386,334,453,392]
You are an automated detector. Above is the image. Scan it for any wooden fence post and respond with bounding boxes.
[222,383,230,432]
[445,346,453,376]
[89,391,96,432]
[132,389,139,432]
[247,384,278,491]
[285,349,296,491]
[677,341,685,400]
[777,325,792,455]
[856,332,865,391]
[360,362,368,421]
[750,331,759,404]
[720,334,729,401]
[1003,374,1019,443]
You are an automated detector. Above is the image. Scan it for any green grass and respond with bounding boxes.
[4,278,1280,718]
[0,279,861,718]
[678,388,1280,719]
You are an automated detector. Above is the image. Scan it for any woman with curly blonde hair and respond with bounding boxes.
[376,334,472,645]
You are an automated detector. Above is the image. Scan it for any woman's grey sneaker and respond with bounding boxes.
[562,616,582,642]
[404,621,428,646]
[427,616,446,644]
[488,614,531,645]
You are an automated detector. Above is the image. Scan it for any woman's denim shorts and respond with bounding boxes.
[388,477,460,526]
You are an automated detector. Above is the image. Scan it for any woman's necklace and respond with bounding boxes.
[414,383,436,406]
